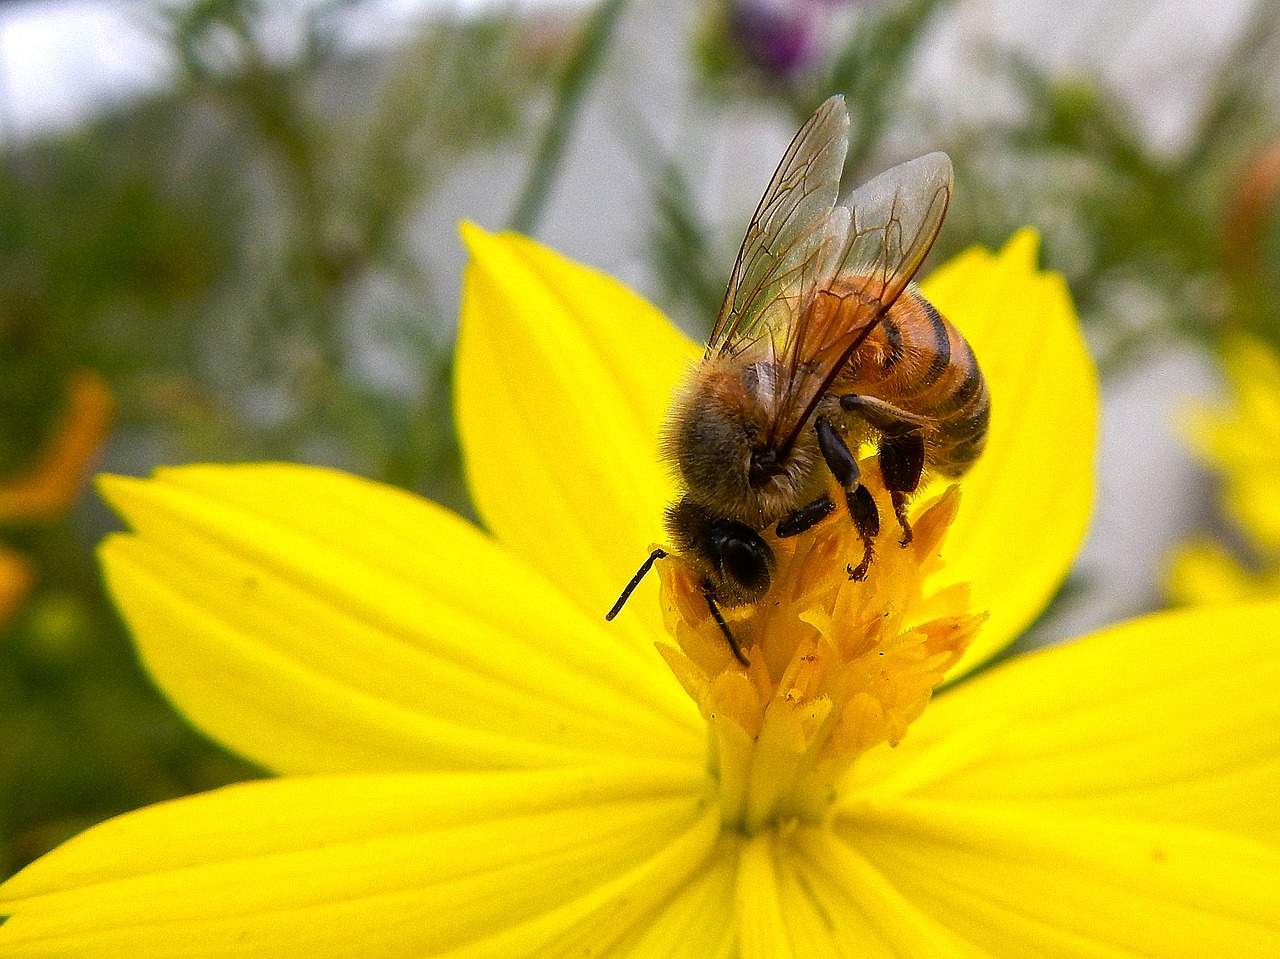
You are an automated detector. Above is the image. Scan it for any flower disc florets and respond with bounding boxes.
[657,465,985,836]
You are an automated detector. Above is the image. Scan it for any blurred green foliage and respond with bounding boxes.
[1,0,1278,880]
[942,0,1280,373]
[0,0,552,877]
[662,0,1280,369]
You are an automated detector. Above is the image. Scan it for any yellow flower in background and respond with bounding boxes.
[2,229,1278,957]
[0,368,114,631]
[1167,337,1280,604]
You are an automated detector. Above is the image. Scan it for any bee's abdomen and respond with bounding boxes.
[840,289,990,478]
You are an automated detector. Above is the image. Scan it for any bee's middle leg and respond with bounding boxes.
[796,415,878,580]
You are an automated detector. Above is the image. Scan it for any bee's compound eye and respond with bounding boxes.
[715,527,773,600]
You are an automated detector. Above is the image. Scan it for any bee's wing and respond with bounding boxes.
[764,151,953,454]
[829,151,952,318]
[708,96,850,358]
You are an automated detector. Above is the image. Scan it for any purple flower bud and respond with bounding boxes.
[728,0,820,76]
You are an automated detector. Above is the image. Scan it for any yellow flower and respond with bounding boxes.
[2,228,1278,957]
[1167,337,1280,604]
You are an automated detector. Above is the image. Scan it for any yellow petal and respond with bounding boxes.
[603,837,740,959]
[0,767,719,958]
[791,828,997,958]
[1165,539,1280,606]
[841,800,1280,958]
[1187,338,1280,553]
[98,463,700,775]
[920,230,1097,677]
[729,830,985,958]
[456,225,701,650]
[735,833,795,959]
[848,602,1280,845]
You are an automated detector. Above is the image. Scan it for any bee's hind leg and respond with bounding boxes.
[839,394,931,550]
[877,432,926,546]
[812,415,878,580]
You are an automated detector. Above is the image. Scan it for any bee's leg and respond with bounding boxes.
[814,415,878,580]
[845,485,881,579]
[704,585,749,666]
[839,394,929,435]
[775,494,835,537]
[877,432,926,546]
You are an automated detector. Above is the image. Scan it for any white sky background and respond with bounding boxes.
[0,0,595,139]
[0,0,1262,640]
[0,0,1259,141]
[0,1,167,138]
[0,0,1257,142]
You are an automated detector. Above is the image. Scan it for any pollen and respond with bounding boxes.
[656,466,985,835]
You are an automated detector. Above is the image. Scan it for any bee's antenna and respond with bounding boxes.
[605,548,668,621]
[703,587,749,666]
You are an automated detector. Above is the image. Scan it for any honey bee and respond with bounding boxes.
[607,95,989,664]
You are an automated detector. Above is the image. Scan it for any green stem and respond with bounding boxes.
[508,0,629,235]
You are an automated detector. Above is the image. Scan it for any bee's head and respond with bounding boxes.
[664,497,774,607]
[661,358,818,527]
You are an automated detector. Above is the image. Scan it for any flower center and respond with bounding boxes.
[655,465,985,836]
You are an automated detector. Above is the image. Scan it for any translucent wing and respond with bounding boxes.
[829,151,953,325]
[762,152,954,455]
[708,96,850,358]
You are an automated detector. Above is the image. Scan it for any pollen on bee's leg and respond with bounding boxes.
[654,462,984,835]
[891,490,914,545]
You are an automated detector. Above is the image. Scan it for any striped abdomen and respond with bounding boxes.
[835,287,989,478]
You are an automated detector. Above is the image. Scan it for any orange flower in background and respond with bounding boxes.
[0,369,115,523]
[0,368,114,631]
[0,545,34,631]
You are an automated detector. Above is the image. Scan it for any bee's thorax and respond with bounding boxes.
[662,358,823,528]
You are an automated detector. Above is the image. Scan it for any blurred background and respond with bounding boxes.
[1,0,1278,879]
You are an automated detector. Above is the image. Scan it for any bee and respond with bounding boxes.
[607,95,989,664]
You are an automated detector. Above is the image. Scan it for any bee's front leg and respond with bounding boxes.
[775,494,835,537]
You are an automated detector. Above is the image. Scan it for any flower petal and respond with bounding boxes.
[1166,539,1280,606]
[729,831,985,959]
[0,767,719,958]
[603,837,740,959]
[789,828,993,958]
[919,231,1097,676]
[839,800,1280,958]
[735,834,800,959]
[1188,336,1280,554]
[837,605,1280,950]
[456,225,701,647]
[849,602,1280,844]
[98,463,700,775]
